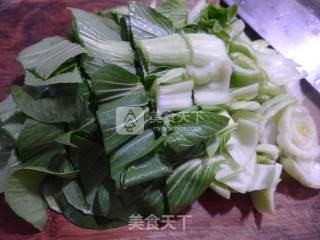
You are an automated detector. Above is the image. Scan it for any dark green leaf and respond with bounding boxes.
[95,184,110,217]
[119,180,166,217]
[124,152,172,188]
[62,179,92,215]
[110,130,162,183]
[0,95,20,123]
[69,134,107,195]
[53,183,128,229]
[0,112,26,143]
[4,165,78,230]
[166,111,229,154]
[42,180,62,213]
[110,129,171,189]
[0,150,19,193]
[129,2,175,39]
[0,95,26,142]
[92,64,143,103]
[11,85,85,124]
[16,120,63,160]
[96,89,149,154]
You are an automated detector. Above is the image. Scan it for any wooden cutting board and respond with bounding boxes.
[0,1,320,239]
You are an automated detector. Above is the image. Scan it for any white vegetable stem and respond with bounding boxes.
[252,40,306,86]
[278,104,320,189]
[135,34,191,66]
[277,104,320,160]
[152,69,194,115]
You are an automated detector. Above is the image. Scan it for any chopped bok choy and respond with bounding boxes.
[0,1,319,231]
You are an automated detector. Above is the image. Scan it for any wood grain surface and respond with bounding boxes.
[0,1,320,239]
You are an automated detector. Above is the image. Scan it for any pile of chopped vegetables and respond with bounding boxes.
[0,0,319,230]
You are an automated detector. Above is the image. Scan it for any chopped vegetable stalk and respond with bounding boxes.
[232,110,261,123]
[150,68,188,95]
[250,185,278,214]
[277,104,320,161]
[185,34,232,106]
[215,119,259,193]
[248,163,282,191]
[157,82,194,115]
[252,40,306,86]
[257,154,276,165]
[230,83,259,101]
[186,59,232,85]
[135,34,191,66]
[229,40,257,61]
[183,33,229,67]
[82,38,134,74]
[225,19,245,40]
[230,52,262,87]
[226,119,259,167]
[194,87,231,106]
[215,153,256,194]
[256,144,280,160]
[229,101,260,111]
[158,80,194,95]
[152,68,194,115]
[281,157,320,189]
[210,180,231,199]
[259,94,296,144]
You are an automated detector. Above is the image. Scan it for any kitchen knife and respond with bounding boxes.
[224,0,320,91]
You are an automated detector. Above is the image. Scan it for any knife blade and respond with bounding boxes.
[224,0,320,91]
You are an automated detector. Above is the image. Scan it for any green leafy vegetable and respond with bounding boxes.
[0,1,317,230]
[199,4,238,42]
[135,34,191,67]
[129,2,175,39]
[158,0,189,28]
[166,157,219,213]
[110,130,171,190]
[70,8,135,75]
[18,36,87,80]
[0,95,26,142]
[4,166,78,230]
[92,64,143,103]
[97,89,149,154]
[11,86,85,124]
[166,111,229,154]
[16,120,63,160]
[25,67,83,86]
